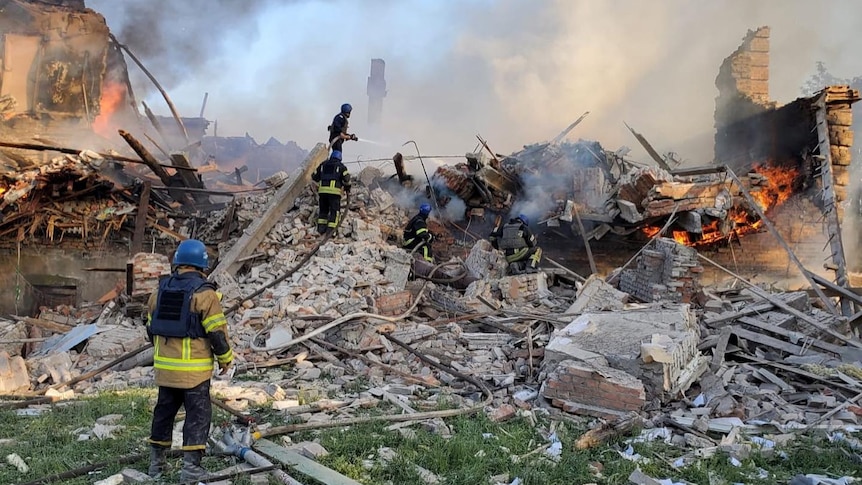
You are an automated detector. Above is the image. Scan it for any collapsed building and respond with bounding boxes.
[0,14,861,481]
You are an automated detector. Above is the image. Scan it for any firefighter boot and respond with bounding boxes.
[147,446,167,478]
[180,450,208,482]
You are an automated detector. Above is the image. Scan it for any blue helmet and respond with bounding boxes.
[518,214,529,225]
[341,103,352,114]
[173,239,208,269]
[419,203,432,216]
[330,150,342,160]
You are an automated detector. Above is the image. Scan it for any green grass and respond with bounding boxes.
[0,390,859,485]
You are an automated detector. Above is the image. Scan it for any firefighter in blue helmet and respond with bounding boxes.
[312,149,351,234]
[327,103,358,152]
[403,203,434,263]
[146,239,233,481]
[489,214,542,274]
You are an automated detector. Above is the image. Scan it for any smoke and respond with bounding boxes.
[508,140,608,224]
[87,0,862,166]
[87,0,280,89]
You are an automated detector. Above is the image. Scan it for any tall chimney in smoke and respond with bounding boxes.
[367,58,386,127]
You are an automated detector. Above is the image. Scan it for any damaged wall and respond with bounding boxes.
[0,0,111,123]
[0,247,127,315]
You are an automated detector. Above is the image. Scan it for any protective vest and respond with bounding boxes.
[328,114,347,141]
[499,222,528,250]
[150,272,213,339]
[403,215,429,246]
[317,161,347,195]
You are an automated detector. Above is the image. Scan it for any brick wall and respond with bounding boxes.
[619,238,702,303]
[543,359,645,419]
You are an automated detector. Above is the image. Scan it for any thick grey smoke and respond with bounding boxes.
[87,0,279,89]
[87,0,862,166]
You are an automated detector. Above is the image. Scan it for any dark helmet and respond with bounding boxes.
[341,103,352,114]
[518,214,529,225]
[173,239,208,269]
[330,150,342,161]
[419,203,432,216]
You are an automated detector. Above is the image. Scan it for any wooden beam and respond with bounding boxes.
[731,326,831,359]
[221,200,237,244]
[734,354,860,394]
[131,181,151,254]
[111,34,189,144]
[698,253,862,349]
[624,122,673,172]
[254,439,363,485]
[725,168,840,316]
[809,271,862,307]
[169,152,205,189]
[572,204,597,275]
[813,93,853,316]
[118,130,172,186]
[0,140,197,171]
[711,326,732,372]
[737,316,847,356]
[209,143,328,279]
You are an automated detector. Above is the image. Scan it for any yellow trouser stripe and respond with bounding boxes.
[202,313,226,332]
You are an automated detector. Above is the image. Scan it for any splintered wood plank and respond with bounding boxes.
[254,439,363,485]
[730,326,830,359]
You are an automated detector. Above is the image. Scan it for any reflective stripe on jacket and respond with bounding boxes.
[147,268,233,389]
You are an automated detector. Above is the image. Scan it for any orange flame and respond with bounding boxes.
[93,82,126,137]
[643,162,799,247]
[749,163,799,211]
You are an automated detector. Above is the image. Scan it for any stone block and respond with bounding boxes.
[497,273,548,303]
[544,304,703,399]
[120,468,153,483]
[27,352,73,385]
[464,239,506,280]
[375,291,413,317]
[0,351,29,393]
[352,218,382,242]
[566,274,629,314]
[369,187,394,212]
[543,359,645,415]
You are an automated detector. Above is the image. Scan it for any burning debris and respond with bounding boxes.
[0,3,860,482]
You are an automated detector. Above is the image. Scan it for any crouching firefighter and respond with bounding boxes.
[312,149,351,234]
[146,239,233,481]
[403,203,434,263]
[490,214,542,274]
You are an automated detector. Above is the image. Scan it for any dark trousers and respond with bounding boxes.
[317,193,341,234]
[148,379,212,451]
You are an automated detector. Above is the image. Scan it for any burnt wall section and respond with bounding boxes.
[714,27,772,138]
[0,0,111,124]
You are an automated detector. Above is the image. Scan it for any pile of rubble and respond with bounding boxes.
[1,163,861,480]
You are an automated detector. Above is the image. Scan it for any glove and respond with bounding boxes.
[218,361,232,376]
[350,134,358,141]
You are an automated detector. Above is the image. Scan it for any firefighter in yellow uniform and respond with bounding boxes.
[146,239,233,481]
[489,214,542,274]
[312,149,351,234]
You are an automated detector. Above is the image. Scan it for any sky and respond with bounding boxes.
[87,0,862,165]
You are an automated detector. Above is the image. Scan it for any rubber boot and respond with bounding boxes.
[147,446,167,478]
[179,450,208,482]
